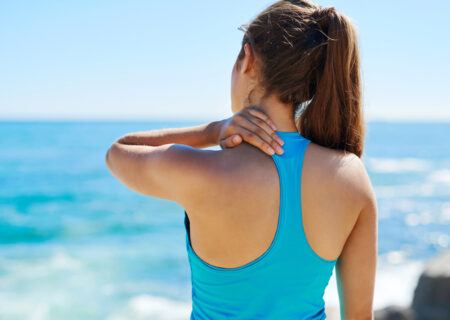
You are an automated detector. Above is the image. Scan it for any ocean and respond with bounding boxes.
[0,120,449,319]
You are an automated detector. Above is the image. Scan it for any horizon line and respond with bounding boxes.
[1,116,450,123]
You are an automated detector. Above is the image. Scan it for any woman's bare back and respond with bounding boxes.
[185,141,371,269]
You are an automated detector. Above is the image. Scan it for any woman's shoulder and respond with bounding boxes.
[306,142,375,208]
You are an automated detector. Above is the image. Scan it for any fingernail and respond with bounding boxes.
[276,146,284,154]
[268,147,275,155]
[278,138,284,146]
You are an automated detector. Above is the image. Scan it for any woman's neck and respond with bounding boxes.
[247,93,298,132]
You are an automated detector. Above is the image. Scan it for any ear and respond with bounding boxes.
[240,42,256,75]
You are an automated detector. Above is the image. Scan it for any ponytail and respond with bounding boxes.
[298,6,365,157]
[241,1,365,157]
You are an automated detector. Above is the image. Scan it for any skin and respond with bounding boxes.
[106,42,378,320]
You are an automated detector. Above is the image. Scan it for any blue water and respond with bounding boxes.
[0,120,449,319]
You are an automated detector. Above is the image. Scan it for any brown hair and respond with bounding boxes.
[237,0,365,157]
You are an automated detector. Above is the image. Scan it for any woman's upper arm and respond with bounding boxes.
[105,142,215,206]
[336,175,379,320]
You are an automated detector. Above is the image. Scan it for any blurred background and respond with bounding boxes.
[1,1,449,319]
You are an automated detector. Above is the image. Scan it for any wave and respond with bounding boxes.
[367,157,430,173]
[324,259,425,312]
[107,295,191,320]
[374,168,450,199]
[426,169,450,185]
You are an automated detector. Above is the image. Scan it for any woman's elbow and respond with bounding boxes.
[105,142,123,176]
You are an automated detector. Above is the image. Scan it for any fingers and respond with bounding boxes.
[246,107,284,146]
[218,105,285,156]
[247,108,277,131]
[238,126,280,156]
[220,135,242,149]
[247,115,284,147]
[237,116,284,155]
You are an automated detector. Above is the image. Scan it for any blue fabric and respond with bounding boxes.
[184,130,337,319]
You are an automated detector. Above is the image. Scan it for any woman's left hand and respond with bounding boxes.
[215,106,284,156]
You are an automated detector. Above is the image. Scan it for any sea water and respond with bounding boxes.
[0,120,449,319]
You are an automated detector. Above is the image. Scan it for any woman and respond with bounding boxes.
[106,0,377,319]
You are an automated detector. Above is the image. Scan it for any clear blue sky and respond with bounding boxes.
[1,0,449,121]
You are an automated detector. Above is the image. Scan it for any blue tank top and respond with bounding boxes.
[183,130,337,319]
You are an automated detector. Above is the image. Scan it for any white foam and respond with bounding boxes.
[108,295,191,320]
[0,251,82,286]
[439,202,450,224]
[48,252,82,270]
[375,183,441,199]
[30,303,49,320]
[427,169,450,185]
[324,259,424,312]
[367,158,429,173]
[0,295,51,320]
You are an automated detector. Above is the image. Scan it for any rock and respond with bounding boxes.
[374,305,414,320]
[411,250,450,320]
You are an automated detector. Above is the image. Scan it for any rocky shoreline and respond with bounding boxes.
[374,250,450,320]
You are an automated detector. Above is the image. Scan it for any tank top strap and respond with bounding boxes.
[271,132,311,246]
